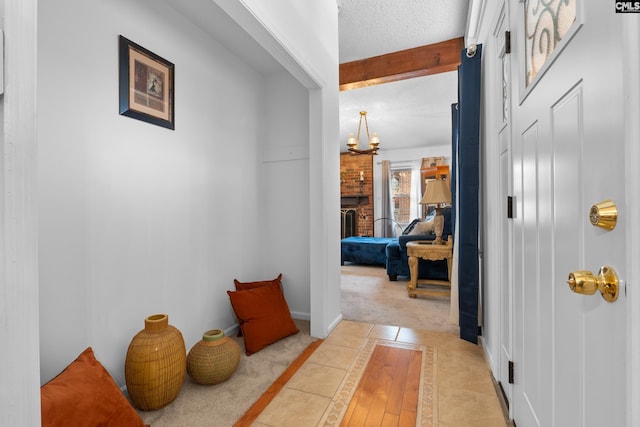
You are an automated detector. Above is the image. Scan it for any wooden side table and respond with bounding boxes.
[406,237,453,298]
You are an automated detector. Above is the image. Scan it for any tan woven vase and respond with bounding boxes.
[125,314,186,410]
[186,329,241,385]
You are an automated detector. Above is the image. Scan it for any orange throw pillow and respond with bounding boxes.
[233,273,284,337]
[227,282,299,355]
[41,347,148,427]
[234,273,283,291]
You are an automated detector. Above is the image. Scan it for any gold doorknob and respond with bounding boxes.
[567,265,619,302]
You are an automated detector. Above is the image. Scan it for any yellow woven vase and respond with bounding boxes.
[125,314,186,410]
[186,329,241,385]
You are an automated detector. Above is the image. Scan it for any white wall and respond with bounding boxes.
[229,0,341,337]
[36,0,338,387]
[260,71,311,319]
[37,0,261,384]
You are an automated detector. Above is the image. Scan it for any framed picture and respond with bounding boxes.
[119,35,174,130]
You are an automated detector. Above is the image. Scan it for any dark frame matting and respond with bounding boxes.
[118,35,175,130]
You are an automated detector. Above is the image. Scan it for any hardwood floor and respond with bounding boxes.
[341,345,422,427]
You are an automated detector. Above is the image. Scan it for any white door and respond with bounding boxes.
[511,2,627,426]
[494,1,514,410]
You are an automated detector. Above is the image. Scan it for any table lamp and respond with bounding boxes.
[420,179,451,244]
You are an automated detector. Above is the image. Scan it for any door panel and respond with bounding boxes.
[535,101,554,422]
[521,123,540,417]
[551,85,585,427]
[513,121,543,426]
[511,1,627,426]
[498,132,512,406]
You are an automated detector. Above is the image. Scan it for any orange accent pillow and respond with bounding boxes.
[234,273,283,291]
[227,282,299,355]
[232,274,284,337]
[41,347,148,427]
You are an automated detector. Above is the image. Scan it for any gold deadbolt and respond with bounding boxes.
[590,199,617,230]
[567,265,619,302]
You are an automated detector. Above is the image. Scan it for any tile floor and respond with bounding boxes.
[251,320,508,427]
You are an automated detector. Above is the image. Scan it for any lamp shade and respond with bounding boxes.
[347,133,357,149]
[420,179,451,205]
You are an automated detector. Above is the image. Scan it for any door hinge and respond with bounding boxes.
[505,31,511,54]
[508,360,515,384]
[507,196,514,219]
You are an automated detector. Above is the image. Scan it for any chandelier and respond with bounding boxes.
[346,111,380,155]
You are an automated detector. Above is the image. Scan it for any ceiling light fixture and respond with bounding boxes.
[346,111,380,155]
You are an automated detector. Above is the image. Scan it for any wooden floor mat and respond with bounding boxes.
[340,344,422,426]
[321,339,436,427]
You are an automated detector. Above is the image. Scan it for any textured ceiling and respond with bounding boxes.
[338,0,469,63]
[338,0,469,153]
[167,0,470,154]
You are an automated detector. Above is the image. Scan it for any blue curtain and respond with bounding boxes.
[450,103,458,242]
[456,44,482,344]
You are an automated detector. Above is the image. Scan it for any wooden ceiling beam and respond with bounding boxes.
[339,37,464,91]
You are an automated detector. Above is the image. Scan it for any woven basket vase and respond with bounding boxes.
[125,314,186,411]
[186,329,241,385]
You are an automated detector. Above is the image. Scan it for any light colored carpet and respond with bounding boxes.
[340,264,459,335]
[138,320,317,427]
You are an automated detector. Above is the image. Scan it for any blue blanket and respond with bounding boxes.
[341,237,395,266]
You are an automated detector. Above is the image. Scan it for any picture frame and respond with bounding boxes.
[119,35,174,130]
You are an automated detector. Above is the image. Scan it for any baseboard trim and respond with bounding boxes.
[328,313,343,337]
[290,310,310,321]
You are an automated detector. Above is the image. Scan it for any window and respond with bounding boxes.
[379,159,424,237]
[525,0,577,85]
[390,168,412,228]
